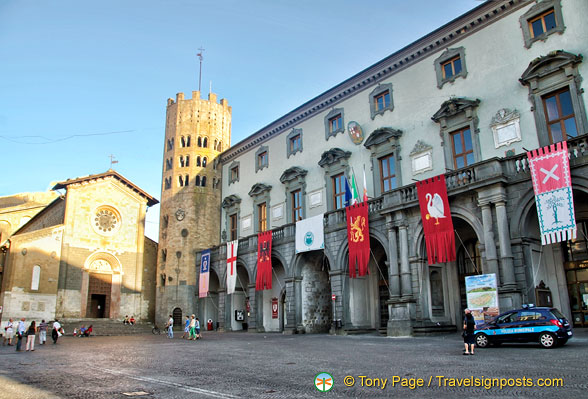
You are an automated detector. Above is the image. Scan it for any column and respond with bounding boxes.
[294,277,303,331]
[217,289,226,331]
[480,203,499,278]
[247,284,257,331]
[495,200,517,289]
[387,223,400,300]
[399,225,413,299]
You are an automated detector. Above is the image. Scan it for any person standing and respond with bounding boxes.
[167,315,174,339]
[463,309,476,355]
[52,319,62,344]
[189,315,196,340]
[3,319,14,346]
[38,320,48,345]
[182,316,190,339]
[15,318,26,352]
[25,321,36,351]
[195,317,201,340]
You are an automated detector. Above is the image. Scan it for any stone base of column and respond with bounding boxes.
[387,301,414,337]
[282,327,296,335]
[217,327,226,332]
[498,287,522,311]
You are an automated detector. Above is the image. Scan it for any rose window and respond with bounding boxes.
[95,209,118,233]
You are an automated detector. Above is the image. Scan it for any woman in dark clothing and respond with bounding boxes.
[463,309,476,355]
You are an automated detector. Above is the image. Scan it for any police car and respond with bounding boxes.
[474,305,572,349]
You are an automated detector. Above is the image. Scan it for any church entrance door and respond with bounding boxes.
[86,273,111,318]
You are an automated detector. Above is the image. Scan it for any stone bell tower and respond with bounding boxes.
[156,90,231,325]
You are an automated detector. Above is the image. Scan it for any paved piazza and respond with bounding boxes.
[0,331,587,398]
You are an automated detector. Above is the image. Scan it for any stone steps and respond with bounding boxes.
[412,324,457,336]
[59,319,155,336]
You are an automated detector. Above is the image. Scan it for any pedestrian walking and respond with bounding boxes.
[195,317,202,340]
[3,318,14,346]
[166,315,174,339]
[189,315,196,340]
[52,319,62,344]
[182,316,190,339]
[25,321,36,351]
[15,318,26,352]
[38,320,48,345]
[463,309,476,355]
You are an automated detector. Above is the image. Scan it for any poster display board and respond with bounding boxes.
[465,273,499,326]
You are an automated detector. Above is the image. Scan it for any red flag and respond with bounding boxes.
[256,230,272,290]
[346,202,370,278]
[416,174,455,265]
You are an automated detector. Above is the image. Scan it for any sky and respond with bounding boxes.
[0,0,483,241]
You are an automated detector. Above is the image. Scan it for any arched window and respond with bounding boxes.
[202,157,207,167]
[214,139,218,150]
[198,137,202,147]
[180,136,186,148]
[195,176,201,186]
[217,141,222,151]
[197,156,201,167]
[185,155,190,167]
[186,136,191,147]
[184,174,189,186]
[31,265,41,291]
[179,156,185,168]
[201,176,207,187]
[203,137,208,148]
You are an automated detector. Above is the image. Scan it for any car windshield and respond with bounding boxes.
[550,309,566,320]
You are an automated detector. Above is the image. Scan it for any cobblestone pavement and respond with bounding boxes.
[0,330,587,399]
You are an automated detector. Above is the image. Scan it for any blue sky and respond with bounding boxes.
[0,0,481,240]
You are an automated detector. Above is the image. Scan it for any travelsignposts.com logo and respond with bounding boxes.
[314,372,334,392]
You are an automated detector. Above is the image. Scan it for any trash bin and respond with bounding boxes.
[207,319,213,331]
[242,322,248,331]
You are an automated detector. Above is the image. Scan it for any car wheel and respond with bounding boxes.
[476,333,489,348]
[539,332,556,348]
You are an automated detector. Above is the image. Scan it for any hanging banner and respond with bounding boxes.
[296,213,325,253]
[272,297,279,319]
[416,174,456,265]
[226,240,238,295]
[256,230,272,290]
[346,202,370,278]
[465,273,499,327]
[527,141,576,245]
[198,249,211,298]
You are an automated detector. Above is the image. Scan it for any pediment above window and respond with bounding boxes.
[519,51,583,86]
[318,148,351,168]
[364,127,403,149]
[248,183,272,197]
[431,97,480,123]
[222,194,241,209]
[279,166,308,184]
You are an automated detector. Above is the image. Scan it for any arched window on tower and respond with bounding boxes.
[198,137,202,147]
[201,176,207,187]
[185,155,190,167]
[195,176,201,186]
[184,174,189,186]
[186,135,191,147]
[197,156,201,167]
[180,136,186,148]
[217,140,222,151]
[214,139,218,150]
[202,157,207,167]
[203,137,208,148]
[178,175,184,187]
[179,156,185,168]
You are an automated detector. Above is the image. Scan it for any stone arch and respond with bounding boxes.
[82,251,122,319]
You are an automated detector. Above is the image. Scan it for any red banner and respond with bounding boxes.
[256,230,272,290]
[416,174,455,265]
[346,202,370,278]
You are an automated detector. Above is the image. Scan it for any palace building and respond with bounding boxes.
[178,0,588,336]
[0,170,158,326]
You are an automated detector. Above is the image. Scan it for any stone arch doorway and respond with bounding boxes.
[418,217,481,327]
[346,237,388,330]
[227,263,250,331]
[262,257,286,332]
[200,269,220,330]
[82,252,122,319]
[298,251,332,333]
[172,307,183,328]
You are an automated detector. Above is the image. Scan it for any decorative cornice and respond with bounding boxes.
[409,140,433,156]
[248,183,272,197]
[519,50,583,86]
[318,148,351,168]
[431,97,481,122]
[221,194,241,209]
[364,127,403,149]
[490,108,520,126]
[279,167,308,184]
[219,0,531,164]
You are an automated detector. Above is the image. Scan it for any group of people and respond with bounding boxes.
[3,318,64,351]
[123,315,136,325]
[164,314,202,340]
[73,325,93,337]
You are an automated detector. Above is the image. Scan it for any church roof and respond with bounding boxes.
[52,169,159,207]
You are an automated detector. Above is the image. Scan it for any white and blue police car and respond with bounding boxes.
[475,305,573,349]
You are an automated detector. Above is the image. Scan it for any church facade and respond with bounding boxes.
[0,170,158,327]
[197,0,588,335]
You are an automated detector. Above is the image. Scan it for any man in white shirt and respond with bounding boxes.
[3,319,14,346]
[166,315,174,339]
[15,318,26,352]
[52,319,62,344]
